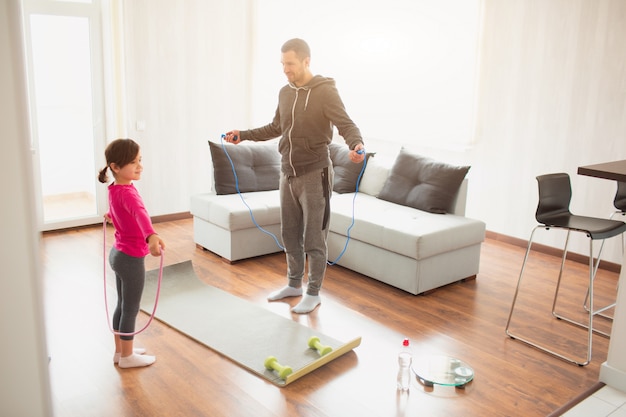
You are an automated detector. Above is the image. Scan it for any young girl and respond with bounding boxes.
[98,138,165,368]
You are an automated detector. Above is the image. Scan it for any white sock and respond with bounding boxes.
[267,285,302,301]
[113,347,146,364]
[291,294,321,314]
[118,353,156,369]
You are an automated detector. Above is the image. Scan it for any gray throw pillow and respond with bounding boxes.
[378,148,470,214]
[209,140,280,195]
[329,143,372,193]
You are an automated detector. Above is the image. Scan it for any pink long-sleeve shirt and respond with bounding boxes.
[107,183,156,257]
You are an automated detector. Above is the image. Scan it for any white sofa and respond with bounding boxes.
[191,142,486,295]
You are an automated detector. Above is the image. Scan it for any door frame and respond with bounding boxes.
[21,0,114,232]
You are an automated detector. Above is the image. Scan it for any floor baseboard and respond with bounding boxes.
[485,230,622,274]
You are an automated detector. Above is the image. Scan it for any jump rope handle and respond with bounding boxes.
[221,133,239,142]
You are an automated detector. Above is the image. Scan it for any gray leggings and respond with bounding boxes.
[109,248,145,341]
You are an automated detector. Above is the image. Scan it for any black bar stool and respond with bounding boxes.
[505,173,626,366]
[613,181,626,219]
[582,181,626,321]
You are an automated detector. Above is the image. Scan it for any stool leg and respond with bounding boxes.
[505,227,538,336]
[507,227,594,366]
[551,230,572,317]
[583,220,623,319]
[582,244,616,325]
[552,239,599,365]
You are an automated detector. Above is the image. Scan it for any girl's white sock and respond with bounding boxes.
[118,353,155,369]
[291,294,321,314]
[113,347,146,364]
[267,285,302,301]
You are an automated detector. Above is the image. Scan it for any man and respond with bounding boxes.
[225,38,364,314]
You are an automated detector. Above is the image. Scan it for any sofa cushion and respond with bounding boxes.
[359,154,395,197]
[378,148,470,214]
[190,190,281,231]
[329,143,372,193]
[330,193,485,260]
[209,140,280,195]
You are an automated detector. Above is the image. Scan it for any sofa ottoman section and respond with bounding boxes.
[191,190,283,262]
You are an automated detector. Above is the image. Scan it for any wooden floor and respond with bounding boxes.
[42,218,619,417]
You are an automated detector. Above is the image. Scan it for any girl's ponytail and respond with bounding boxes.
[98,166,109,183]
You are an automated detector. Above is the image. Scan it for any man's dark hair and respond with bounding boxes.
[281,38,310,60]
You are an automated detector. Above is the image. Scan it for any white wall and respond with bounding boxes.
[0,0,53,415]
[249,0,482,149]
[472,0,626,262]
[117,0,253,214]
[116,0,626,264]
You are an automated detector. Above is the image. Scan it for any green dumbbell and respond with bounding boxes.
[264,356,293,380]
[308,336,332,356]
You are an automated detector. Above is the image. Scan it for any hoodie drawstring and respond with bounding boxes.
[289,83,312,111]
[304,89,311,111]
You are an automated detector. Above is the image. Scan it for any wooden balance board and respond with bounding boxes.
[141,260,361,386]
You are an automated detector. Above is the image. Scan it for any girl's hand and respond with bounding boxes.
[147,234,165,257]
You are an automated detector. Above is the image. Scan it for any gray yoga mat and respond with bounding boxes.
[141,260,360,386]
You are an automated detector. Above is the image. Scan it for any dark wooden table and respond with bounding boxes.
[578,159,626,182]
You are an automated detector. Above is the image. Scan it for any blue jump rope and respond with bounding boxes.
[219,134,366,265]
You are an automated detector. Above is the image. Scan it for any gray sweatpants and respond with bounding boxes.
[109,248,146,341]
[280,166,333,296]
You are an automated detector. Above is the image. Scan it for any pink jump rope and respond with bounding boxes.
[102,219,164,336]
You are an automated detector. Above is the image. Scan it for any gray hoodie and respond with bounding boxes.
[239,75,363,177]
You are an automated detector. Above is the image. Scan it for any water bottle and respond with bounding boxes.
[396,337,412,391]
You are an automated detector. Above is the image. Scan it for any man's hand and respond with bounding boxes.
[349,144,365,163]
[224,130,241,144]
